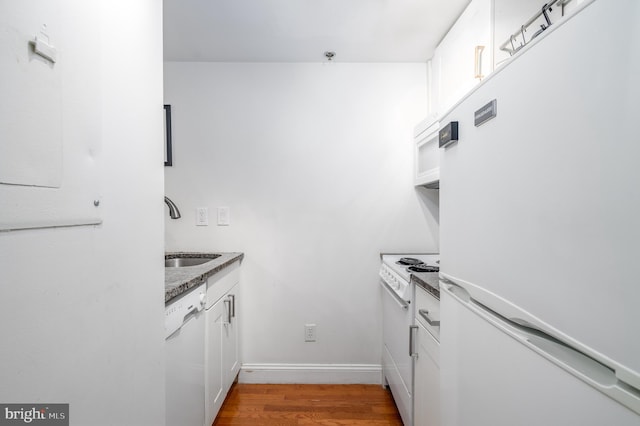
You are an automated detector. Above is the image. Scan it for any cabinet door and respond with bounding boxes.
[494,0,581,67]
[414,323,440,426]
[205,298,225,426]
[222,282,240,392]
[432,0,492,113]
[414,118,440,187]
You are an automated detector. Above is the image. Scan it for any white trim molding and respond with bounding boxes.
[239,363,383,384]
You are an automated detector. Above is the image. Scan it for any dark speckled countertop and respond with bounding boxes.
[410,271,440,299]
[165,252,244,303]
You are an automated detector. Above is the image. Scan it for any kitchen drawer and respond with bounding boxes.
[417,321,440,366]
[415,285,440,341]
[415,321,440,426]
[206,261,240,308]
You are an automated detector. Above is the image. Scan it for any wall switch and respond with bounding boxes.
[217,206,230,226]
[196,207,208,226]
[304,324,317,342]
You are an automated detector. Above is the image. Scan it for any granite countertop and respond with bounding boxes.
[410,271,441,299]
[165,252,244,303]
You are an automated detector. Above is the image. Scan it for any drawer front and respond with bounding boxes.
[415,285,440,341]
[206,261,240,308]
[417,321,440,366]
[415,322,441,426]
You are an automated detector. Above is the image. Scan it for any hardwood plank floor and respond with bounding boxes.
[212,383,403,426]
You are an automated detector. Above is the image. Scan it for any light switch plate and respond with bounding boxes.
[196,207,208,226]
[217,206,230,226]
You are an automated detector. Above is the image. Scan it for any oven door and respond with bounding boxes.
[381,278,414,426]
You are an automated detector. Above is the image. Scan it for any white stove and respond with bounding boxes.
[379,254,440,301]
[379,253,439,426]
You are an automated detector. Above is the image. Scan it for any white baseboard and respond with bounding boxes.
[239,363,383,384]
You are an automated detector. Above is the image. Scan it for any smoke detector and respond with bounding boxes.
[324,51,336,61]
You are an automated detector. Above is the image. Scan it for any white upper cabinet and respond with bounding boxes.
[494,0,545,66]
[494,0,588,67]
[427,0,589,115]
[414,116,440,188]
[430,0,493,115]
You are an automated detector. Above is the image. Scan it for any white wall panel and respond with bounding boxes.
[0,1,102,231]
[0,1,165,424]
[164,62,437,378]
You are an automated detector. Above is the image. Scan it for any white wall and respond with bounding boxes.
[164,62,439,382]
[0,2,165,424]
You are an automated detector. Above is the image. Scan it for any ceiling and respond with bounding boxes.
[163,0,471,62]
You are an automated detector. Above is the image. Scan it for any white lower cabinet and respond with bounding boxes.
[414,291,441,426]
[205,262,241,426]
[222,284,240,387]
[205,296,224,425]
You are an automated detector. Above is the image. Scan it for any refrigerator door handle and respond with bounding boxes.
[441,280,640,416]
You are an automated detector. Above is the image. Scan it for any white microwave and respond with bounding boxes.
[413,116,440,188]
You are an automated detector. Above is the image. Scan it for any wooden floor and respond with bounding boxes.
[212,383,403,426]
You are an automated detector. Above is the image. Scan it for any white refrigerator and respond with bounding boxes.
[438,0,640,424]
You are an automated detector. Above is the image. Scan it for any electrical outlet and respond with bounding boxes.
[304,324,317,342]
[196,207,208,226]
[217,206,230,226]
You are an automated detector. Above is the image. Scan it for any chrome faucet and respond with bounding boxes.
[164,196,181,219]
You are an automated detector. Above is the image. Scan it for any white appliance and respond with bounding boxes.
[439,0,640,424]
[414,116,440,188]
[380,254,440,426]
[165,283,207,426]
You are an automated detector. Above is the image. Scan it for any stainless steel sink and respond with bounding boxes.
[165,254,220,267]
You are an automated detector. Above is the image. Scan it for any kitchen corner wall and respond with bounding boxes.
[0,1,165,424]
[164,62,438,382]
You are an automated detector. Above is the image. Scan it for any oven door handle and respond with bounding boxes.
[418,309,440,327]
[380,280,409,310]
